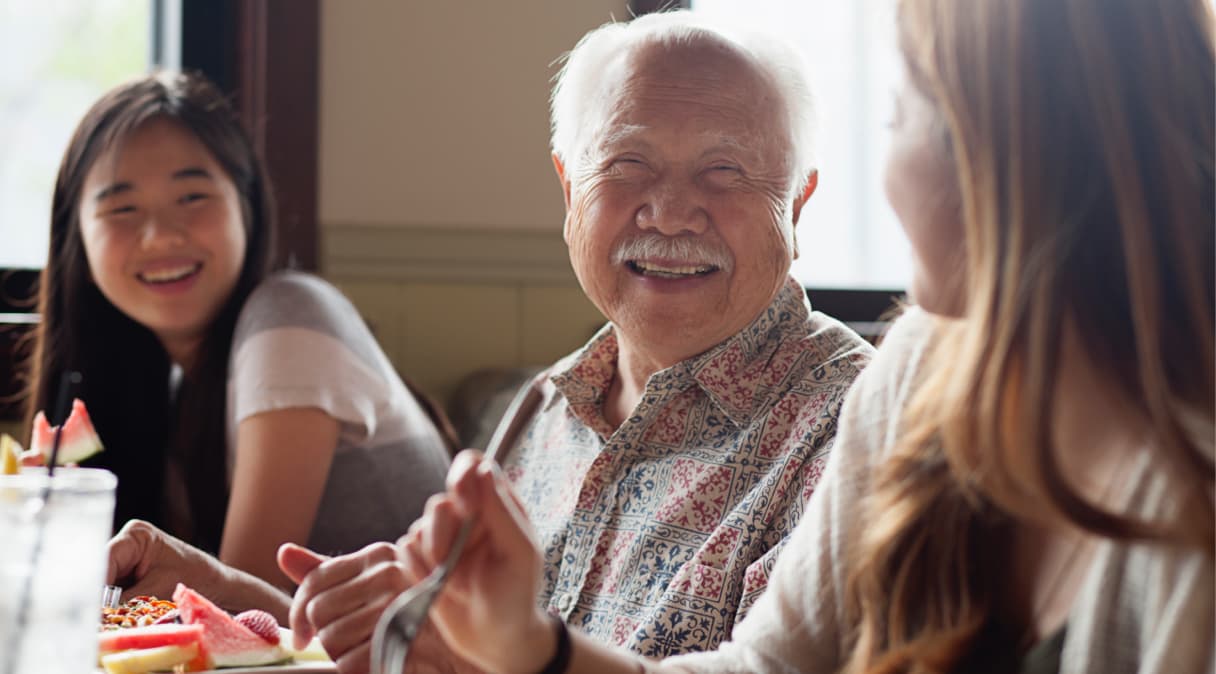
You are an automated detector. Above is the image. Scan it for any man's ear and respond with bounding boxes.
[552,153,573,210]
[791,170,818,226]
[789,171,818,261]
[553,153,575,244]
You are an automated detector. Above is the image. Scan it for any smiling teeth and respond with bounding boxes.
[632,261,716,277]
[140,264,200,283]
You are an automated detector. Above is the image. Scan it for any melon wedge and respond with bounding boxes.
[29,398,104,465]
[279,627,332,662]
[100,643,201,674]
[0,434,18,475]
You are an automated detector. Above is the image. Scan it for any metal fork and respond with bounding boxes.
[102,584,122,609]
[370,380,543,674]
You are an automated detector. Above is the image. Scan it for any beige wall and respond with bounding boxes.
[317,0,627,405]
[319,0,626,229]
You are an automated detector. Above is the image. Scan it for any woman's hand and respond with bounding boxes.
[107,519,292,622]
[107,520,206,602]
[399,450,555,674]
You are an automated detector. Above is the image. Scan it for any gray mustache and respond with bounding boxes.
[610,235,734,272]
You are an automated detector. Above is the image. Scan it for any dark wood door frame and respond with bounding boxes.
[179,0,320,272]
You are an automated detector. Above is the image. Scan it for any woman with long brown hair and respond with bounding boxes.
[24,71,453,591]
[387,0,1214,671]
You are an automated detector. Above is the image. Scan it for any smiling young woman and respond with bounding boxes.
[22,71,454,591]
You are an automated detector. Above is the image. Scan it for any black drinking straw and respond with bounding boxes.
[43,372,80,478]
[2,371,81,674]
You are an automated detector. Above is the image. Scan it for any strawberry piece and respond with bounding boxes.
[234,610,281,645]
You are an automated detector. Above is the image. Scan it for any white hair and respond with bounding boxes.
[550,9,819,194]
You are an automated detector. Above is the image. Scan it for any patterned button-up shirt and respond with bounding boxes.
[501,277,873,658]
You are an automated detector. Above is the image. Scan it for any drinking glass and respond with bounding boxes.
[0,468,117,674]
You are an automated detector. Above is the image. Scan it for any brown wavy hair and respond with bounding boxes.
[844,0,1215,671]
[22,72,277,553]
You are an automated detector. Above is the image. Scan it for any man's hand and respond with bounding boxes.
[281,542,410,674]
[279,537,484,674]
[107,520,292,622]
[405,621,483,674]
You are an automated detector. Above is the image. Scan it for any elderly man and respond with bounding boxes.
[107,9,872,673]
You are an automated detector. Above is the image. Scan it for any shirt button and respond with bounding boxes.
[556,593,573,612]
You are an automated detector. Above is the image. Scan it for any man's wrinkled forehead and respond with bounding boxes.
[575,37,789,161]
[592,122,760,162]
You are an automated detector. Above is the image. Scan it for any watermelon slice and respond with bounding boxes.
[98,623,204,654]
[30,398,104,465]
[173,584,288,668]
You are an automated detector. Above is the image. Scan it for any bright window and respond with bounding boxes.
[692,0,909,290]
[0,0,152,269]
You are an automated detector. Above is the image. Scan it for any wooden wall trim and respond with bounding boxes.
[322,224,578,285]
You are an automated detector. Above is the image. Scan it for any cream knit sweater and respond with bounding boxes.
[647,308,1214,674]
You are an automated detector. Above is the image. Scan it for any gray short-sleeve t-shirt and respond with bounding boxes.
[226,271,450,555]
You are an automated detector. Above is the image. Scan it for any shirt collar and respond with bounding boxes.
[685,276,811,427]
[547,324,619,435]
[549,276,811,431]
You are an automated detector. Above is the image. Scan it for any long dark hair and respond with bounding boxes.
[23,71,277,553]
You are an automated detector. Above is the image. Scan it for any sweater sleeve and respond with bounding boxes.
[647,308,939,674]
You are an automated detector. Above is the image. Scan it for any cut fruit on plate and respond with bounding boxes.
[94,583,335,673]
[0,434,19,474]
[174,584,288,668]
[99,623,204,654]
[94,662,336,674]
[30,398,104,464]
[278,627,331,662]
[234,610,281,644]
[100,642,202,674]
